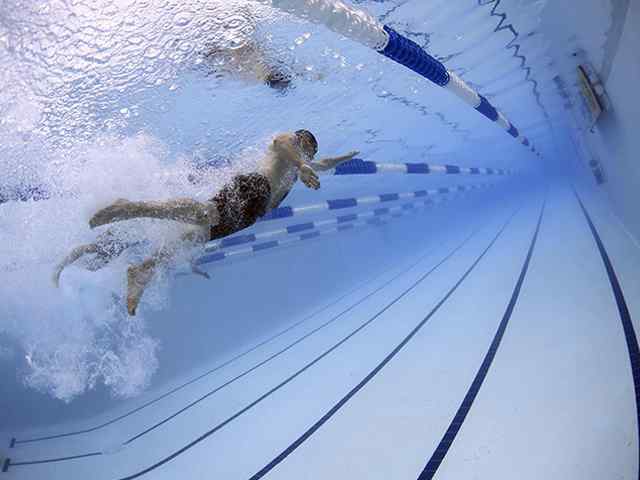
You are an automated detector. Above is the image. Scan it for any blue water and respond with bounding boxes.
[1,0,638,479]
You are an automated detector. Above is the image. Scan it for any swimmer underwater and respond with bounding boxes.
[56,130,358,316]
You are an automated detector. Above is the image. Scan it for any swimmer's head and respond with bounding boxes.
[295,129,318,158]
[264,69,292,91]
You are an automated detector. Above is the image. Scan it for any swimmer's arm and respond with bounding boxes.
[309,151,360,172]
[52,244,98,288]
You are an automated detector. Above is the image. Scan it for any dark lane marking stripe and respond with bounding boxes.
[417,197,546,479]
[574,190,640,480]
[7,207,491,472]
[248,203,525,480]
[8,452,102,468]
[110,208,520,480]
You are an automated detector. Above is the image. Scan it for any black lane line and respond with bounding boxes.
[6,208,490,472]
[7,452,102,468]
[574,190,640,480]
[12,244,417,448]
[247,203,525,480]
[417,197,545,479]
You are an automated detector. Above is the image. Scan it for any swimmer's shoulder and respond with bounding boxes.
[272,132,297,149]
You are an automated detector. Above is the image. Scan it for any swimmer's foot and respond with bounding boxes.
[190,263,211,280]
[89,199,131,229]
[52,267,62,288]
[126,261,156,316]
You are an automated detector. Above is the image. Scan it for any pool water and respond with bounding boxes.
[1,1,638,479]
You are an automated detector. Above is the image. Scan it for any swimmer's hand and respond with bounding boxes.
[300,164,320,190]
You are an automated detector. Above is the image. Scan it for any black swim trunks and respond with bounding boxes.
[209,173,272,241]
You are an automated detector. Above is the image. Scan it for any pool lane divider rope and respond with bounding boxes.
[197,216,391,267]
[199,185,481,267]
[324,159,514,176]
[202,182,496,258]
[416,195,546,479]
[266,0,541,157]
[573,190,640,480]
[197,198,431,268]
[4,202,509,476]
[259,181,496,222]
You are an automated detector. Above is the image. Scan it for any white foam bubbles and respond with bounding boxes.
[19,268,160,402]
[0,131,202,402]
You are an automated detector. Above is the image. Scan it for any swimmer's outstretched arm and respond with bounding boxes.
[53,244,98,288]
[309,150,360,172]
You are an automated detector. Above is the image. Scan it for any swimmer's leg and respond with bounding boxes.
[53,243,98,288]
[90,199,218,229]
[126,226,208,316]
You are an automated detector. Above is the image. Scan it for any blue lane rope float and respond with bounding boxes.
[259,181,496,222]
[197,216,390,267]
[380,24,451,86]
[204,182,497,254]
[325,159,514,176]
[378,29,540,156]
[196,182,497,268]
[198,192,459,267]
[268,0,541,157]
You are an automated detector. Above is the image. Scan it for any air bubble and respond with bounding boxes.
[294,32,312,45]
[128,36,145,46]
[143,46,162,59]
[177,41,194,53]
[173,11,193,27]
